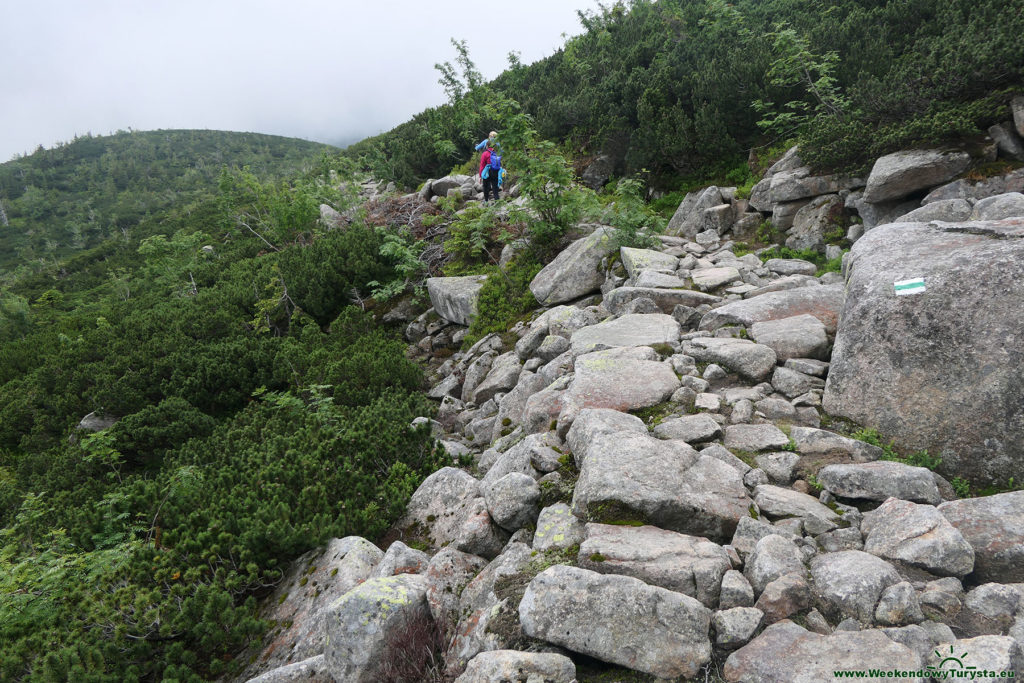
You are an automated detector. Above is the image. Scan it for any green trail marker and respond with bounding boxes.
[894,277,925,296]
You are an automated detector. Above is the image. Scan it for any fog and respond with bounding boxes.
[1,0,604,161]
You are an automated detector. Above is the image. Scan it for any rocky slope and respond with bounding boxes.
[236,108,1024,682]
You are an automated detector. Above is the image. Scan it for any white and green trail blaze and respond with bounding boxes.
[894,278,926,296]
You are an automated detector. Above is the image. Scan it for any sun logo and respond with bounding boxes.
[928,644,975,672]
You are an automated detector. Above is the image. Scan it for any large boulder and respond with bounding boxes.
[519,565,712,679]
[699,284,845,334]
[397,467,480,552]
[620,246,677,278]
[323,574,432,683]
[236,537,383,681]
[822,219,1024,485]
[810,550,902,623]
[426,275,487,326]
[572,431,751,541]
[560,348,680,422]
[723,621,922,682]
[817,461,941,505]
[529,227,616,305]
[582,154,615,190]
[577,523,731,607]
[768,168,862,204]
[861,498,975,578]
[939,491,1024,583]
[862,149,972,203]
[668,186,724,238]
[785,194,844,251]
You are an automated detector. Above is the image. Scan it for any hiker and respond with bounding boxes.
[479,140,502,203]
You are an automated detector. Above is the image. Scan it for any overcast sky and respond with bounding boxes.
[1,0,604,162]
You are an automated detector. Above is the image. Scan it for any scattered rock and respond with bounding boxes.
[573,431,751,541]
[749,314,828,361]
[700,284,846,335]
[810,550,902,623]
[532,503,586,552]
[483,472,541,532]
[569,313,680,355]
[714,607,764,650]
[685,338,778,382]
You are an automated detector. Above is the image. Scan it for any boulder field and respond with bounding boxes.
[238,145,1024,681]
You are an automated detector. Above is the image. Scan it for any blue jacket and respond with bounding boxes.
[475,138,502,153]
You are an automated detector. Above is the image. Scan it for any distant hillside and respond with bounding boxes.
[0,129,336,276]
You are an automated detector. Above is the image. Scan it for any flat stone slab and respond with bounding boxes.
[573,431,751,541]
[520,565,712,680]
[603,286,720,315]
[863,149,972,203]
[723,424,790,452]
[723,621,921,682]
[427,275,487,326]
[621,246,678,278]
[939,491,1024,583]
[753,484,841,533]
[818,461,942,504]
[691,266,742,291]
[455,650,577,683]
[749,314,828,362]
[577,523,731,607]
[653,414,724,443]
[700,284,845,334]
[561,348,680,420]
[570,313,680,355]
[634,269,689,289]
[789,426,883,462]
[684,338,777,382]
[764,258,818,276]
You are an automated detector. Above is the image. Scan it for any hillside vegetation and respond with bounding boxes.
[347,0,1024,189]
[0,130,334,276]
[0,137,451,680]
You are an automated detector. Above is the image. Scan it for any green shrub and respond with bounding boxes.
[462,257,541,348]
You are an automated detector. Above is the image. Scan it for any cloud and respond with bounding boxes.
[0,0,602,161]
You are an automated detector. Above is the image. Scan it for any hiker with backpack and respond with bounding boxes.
[479,139,503,203]
[475,131,500,153]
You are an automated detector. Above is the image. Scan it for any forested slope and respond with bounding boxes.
[0,138,448,680]
[0,130,334,276]
[347,0,1024,188]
